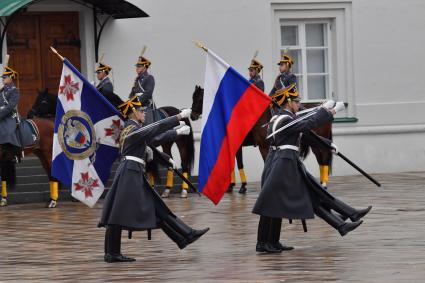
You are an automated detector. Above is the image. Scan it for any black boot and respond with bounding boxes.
[256,242,281,253]
[159,220,188,249]
[349,206,372,222]
[256,216,281,253]
[269,218,293,251]
[238,184,247,194]
[104,226,135,263]
[337,220,363,237]
[315,206,363,237]
[161,215,209,249]
[227,184,234,193]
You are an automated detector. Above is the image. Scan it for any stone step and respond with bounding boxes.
[4,156,200,205]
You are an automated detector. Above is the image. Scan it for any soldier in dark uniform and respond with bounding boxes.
[269,54,298,114]
[95,62,123,108]
[0,65,22,163]
[248,58,265,91]
[129,53,156,124]
[253,85,372,253]
[99,96,208,263]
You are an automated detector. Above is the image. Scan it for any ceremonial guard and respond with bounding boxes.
[0,61,21,163]
[253,86,372,253]
[229,55,266,194]
[269,54,297,114]
[129,47,156,124]
[99,96,208,263]
[95,60,123,108]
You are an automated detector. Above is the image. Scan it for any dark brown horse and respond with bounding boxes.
[190,86,333,190]
[0,117,55,207]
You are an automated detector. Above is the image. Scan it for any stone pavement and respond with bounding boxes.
[0,172,424,282]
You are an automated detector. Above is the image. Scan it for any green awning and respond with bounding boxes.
[0,0,149,18]
[0,0,33,17]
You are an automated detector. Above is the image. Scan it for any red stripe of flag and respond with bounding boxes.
[203,85,271,204]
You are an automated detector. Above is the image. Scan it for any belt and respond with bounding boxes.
[270,145,299,151]
[123,155,146,166]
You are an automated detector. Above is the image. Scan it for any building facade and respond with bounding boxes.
[2,0,425,181]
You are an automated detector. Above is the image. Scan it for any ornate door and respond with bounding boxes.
[7,12,80,117]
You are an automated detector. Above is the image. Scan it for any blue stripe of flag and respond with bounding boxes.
[92,144,119,184]
[51,152,74,187]
[54,99,65,133]
[198,67,251,191]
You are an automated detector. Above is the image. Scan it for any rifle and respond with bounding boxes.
[308,131,381,187]
[150,146,201,196]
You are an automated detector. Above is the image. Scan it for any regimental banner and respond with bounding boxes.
[52,59,123,207]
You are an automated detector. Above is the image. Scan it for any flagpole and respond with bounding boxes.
[193,41,272,103]
[50,46,65,61]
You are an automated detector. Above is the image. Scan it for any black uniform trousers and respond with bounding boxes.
[104,191,195,255]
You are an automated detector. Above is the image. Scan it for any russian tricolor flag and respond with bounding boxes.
[199,49,271,204]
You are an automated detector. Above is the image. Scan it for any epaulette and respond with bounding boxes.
[119,124,136,150]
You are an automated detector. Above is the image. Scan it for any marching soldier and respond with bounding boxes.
[129,48,156,124]
[253,85,372,253]
[0,62,22,163]
[99,96,208,263]
[95,61,123,108]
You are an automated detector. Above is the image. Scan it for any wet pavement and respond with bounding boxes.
[1,172,425,282]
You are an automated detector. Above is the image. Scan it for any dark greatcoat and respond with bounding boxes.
[269,71,297,97]
[0,84,20,146]
[96,77,123,109]
[252,107,333,219]
[249,74,265,92]
[129,71,155,108]
[99,116,179,231]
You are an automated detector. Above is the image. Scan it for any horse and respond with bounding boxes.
[24,88,195,199]
[0,117,55,207]
[27,88,57,119]
[189,85,334,191]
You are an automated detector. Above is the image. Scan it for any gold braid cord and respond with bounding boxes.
[119,125,136,152]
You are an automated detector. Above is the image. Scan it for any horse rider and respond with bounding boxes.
[252,85,372,253]
[269,54,297,115]
[129,53,156,124]
[95,61,123,108]
[99,96,208,263]
[228,57,266,194]
[0,64,22,163]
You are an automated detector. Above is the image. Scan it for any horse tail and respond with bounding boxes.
[183,117,195,170]
[299,135,310,160]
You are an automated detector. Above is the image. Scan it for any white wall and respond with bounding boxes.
[24,0,425,181]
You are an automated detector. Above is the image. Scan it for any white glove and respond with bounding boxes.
[322,100,336,109]
[169,158,178,169]
[135,92,144,97]
[176,125,191,135]
[174,121,186,130]
[331,142,339,154]
[270,115,279,123]
[179,108,192,119]
[333,102,345,113]
[145,146,154,162]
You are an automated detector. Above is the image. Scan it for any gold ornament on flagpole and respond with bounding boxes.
[192,40,208,52]
[50,46,65,61]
